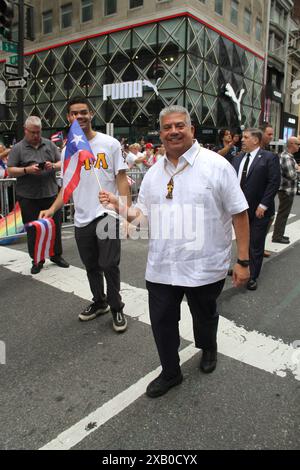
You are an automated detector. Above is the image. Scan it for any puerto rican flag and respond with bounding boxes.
[62,119,95,204]
[0,160,8,178]
[25,218,56,265]
[51,131,64,143]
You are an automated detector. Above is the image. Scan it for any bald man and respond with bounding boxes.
[272,136,300,243]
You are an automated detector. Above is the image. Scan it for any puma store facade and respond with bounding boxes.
[3,12,265,144]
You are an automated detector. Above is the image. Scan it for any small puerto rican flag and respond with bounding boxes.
[63,120,95,203]
[25,218,56,266]
[51,131,64,143]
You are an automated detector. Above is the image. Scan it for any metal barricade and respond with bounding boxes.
[126,168,147,202]
[0,178,22,244]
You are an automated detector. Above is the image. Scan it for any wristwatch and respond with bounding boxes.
[237,259,250,267]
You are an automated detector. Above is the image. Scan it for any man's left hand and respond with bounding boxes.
[45,161,54,171]
[255,206,265,219]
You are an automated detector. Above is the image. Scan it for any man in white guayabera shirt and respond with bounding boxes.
[100,105,250,398]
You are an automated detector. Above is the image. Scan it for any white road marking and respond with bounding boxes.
[265,218,300,253]
[41,345,197,450]
[1,246,299,450]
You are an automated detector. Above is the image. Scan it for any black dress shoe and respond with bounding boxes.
[200,349,217,373]
[50,256,70,268]
[272,237,290,244]
[31,261,44,275]
[283,236,290,241]
[146,372,183,398]
[247,279,257,290]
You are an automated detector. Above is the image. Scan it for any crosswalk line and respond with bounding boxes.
[265,218,300,252]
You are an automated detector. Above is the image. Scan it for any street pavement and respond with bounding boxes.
[1,196,300,451]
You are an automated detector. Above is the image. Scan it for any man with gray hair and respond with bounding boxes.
[272,136,300,243]
[100,105,250,397]
[7,116,69,274]
[232,128,280,290]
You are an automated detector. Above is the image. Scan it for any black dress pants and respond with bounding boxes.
[146,279,225,379]
[75,215,124,313]
[18,196,62,261]
[249,215,270,280]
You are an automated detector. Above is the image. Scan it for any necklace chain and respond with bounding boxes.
[165,147,201,199]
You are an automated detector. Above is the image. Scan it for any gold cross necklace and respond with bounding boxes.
[165,147,201,199]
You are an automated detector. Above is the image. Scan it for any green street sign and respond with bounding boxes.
[0,26,11,40]
[8,55,18,65]
[0,40,18,53]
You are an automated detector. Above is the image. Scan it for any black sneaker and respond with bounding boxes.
[31,261,44,275]
[78,302,110,321]
[111,310,127,332]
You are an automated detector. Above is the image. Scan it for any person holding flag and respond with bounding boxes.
[40,97,130,333]
[51,131,64,144]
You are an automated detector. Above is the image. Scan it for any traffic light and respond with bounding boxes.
[0,0,14,40]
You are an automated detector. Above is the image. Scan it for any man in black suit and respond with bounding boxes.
[232,128,280,290]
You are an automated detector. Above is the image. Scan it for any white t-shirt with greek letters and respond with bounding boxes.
[61,132,128,227]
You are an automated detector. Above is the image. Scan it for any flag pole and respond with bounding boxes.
[92,165,102,191]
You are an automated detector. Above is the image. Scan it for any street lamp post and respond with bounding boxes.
[262,0,271,122]
[16,0,24,141]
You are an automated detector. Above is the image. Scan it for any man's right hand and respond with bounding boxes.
[99,190,119,212]
[39,209,54,219]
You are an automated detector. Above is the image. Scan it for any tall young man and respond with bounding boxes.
[40,98,130,332]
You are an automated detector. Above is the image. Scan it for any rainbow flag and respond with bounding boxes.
[0,202,24,245]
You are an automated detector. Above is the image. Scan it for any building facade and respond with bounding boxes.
[1,0,268,144]
[264,0,299,140]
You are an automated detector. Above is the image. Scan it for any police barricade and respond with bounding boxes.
[126,167,147,202]
[0,177,74,244]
